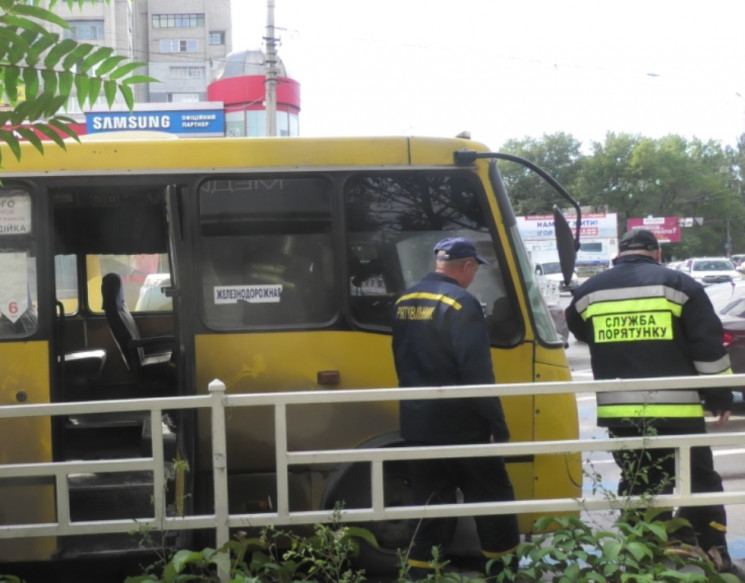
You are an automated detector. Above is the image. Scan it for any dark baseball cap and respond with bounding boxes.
[619,228,660,252]
[433,237,489,264]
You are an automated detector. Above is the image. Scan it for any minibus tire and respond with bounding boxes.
[321,452,456,575]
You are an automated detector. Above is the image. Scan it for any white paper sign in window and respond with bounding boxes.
[214,285,283,304]
[0,192,32,235]
[0,252,29,322]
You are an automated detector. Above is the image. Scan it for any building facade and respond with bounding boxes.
[49,0,232,105]
[37,1,300,138]
[133,0,232,103]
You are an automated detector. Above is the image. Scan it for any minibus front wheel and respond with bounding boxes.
[320,434,455,575]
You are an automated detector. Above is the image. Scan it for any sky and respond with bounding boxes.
[229,0,745,151]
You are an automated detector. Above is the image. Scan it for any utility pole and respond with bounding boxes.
[264,0,278,137]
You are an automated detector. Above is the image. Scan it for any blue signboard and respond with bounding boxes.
[86,109,225,136]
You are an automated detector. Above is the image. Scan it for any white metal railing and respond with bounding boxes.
[1,374,745,551]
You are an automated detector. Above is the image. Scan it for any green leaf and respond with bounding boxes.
[626,541,652,562]
[62,43,95,71]
[80,45,113,73]
[22,66,39,100]
[0,128,21,161]
[34,122,66,149]
[74,74,88,108]
[210,551,231,576]
[24,91,54,120]
[29,30,59,58]
[9,100,33,125]
[12,3,69,28]
[646,521,667,542]
[42,95,67,118]
[13,125,44,154]
[108,60,146,80]
[103,79,116,106]
[121,74,158,85]
[6,30,31,65]
[44,38,77,69]
[95,54,127,76]
[47,117,79,141]
[58,70,73,97]
[41,69,57,97]
[345,526,379,548]
[3,65,20,102]
[170,549,205,573]
[85,75,101,105]
[3,14,48,37]
[119,83,133,110]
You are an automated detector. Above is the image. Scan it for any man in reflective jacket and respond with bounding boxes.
[392,236,519,577]
[565,228,739,575]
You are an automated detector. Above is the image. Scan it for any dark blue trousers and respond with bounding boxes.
[407,450,520,563]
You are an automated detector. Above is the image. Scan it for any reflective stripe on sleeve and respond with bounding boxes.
[395,292,462,310]
[597,390,701,406]
[597,403,704,419]
[693,356,732,375]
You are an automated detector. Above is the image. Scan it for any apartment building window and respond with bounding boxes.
[64,20,104,41]
[160,39,199,53]
[152,13,205,28]
[170,66,205,80]
[169,93,200,103]
[209,31,225,46]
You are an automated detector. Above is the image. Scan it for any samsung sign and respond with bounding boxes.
[86,109,225,136]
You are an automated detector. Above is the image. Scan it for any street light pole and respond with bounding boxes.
[264,0,278,137]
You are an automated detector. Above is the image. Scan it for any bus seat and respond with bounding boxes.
[101,273,175,390]
[61,349,107,387]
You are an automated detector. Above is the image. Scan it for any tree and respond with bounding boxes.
[497,132,584,215]
[0,0,153,164]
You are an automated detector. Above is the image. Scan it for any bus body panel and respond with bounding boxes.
[0,137,419,175]
[0,341,55,560]
[194,332,541,514]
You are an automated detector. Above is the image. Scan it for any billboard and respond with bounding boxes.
[86,102,225,138]
[626,217,680,243]
[515,213,618,240]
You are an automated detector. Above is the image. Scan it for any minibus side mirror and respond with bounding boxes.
[553,206,578,290]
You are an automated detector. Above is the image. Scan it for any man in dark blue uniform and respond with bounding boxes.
[392,236,519,577]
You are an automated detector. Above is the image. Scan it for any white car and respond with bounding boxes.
[535,261,579,292]
[682,257,742,286]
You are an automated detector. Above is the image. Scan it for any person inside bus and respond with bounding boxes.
[391,236,520,578]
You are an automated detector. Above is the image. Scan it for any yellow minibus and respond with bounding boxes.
[0,135,581,566]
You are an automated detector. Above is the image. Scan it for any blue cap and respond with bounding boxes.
[433,237,489,264]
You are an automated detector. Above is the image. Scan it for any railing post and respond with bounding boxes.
[676,443,692,496]
[275,403,289,518]
[209,379,230,583]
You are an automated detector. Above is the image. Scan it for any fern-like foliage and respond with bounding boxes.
[0,0,156,164]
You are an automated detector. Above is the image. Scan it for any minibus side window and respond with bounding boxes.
[0,190,37,337]
[344,173,523,345]
[198,177,336,330]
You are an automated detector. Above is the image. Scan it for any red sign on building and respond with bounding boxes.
[626,217,680,243]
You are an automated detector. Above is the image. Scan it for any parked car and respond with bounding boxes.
[665,260,685,271]
[681,257,741,286]
[535,260,579,292]
[704,281,745,390]
[730,253,745,268]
